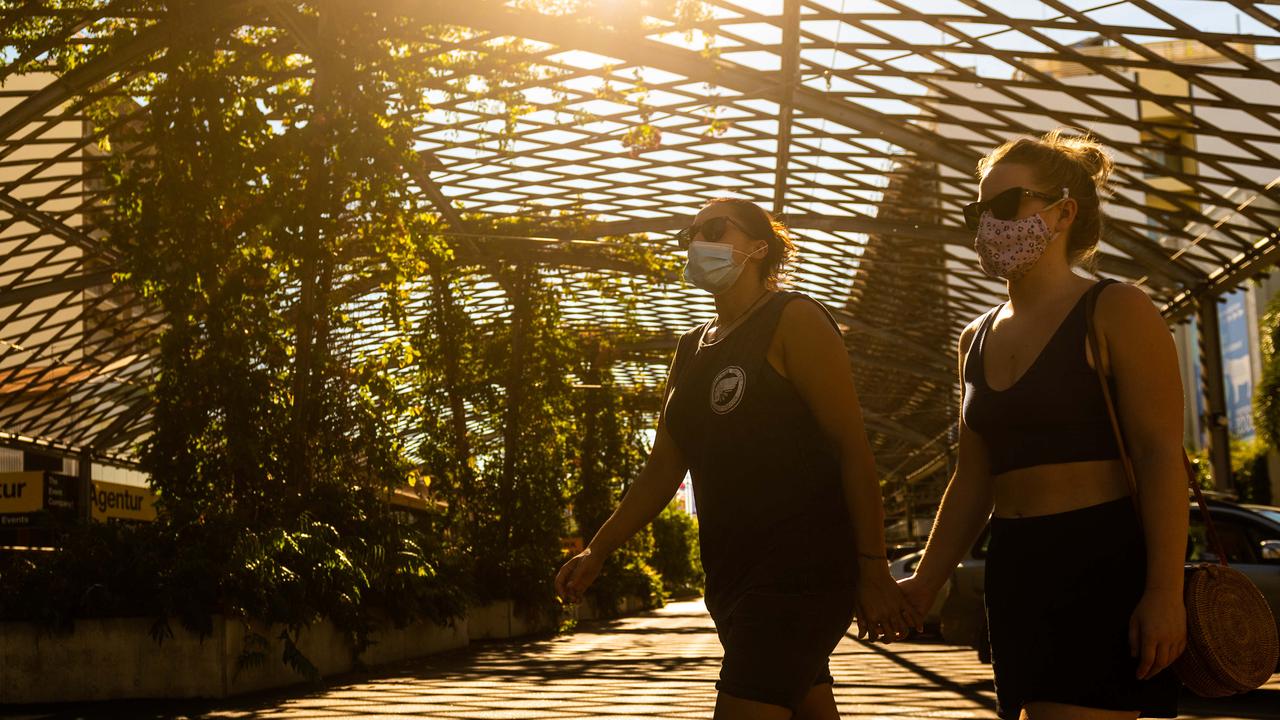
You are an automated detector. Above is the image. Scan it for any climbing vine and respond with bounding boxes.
[2,1,709,651]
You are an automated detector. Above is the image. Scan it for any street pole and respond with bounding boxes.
[1197,296,1233,493]
[78,448,93,524]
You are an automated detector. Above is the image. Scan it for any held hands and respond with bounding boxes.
[1130,588,1187,680]
[897,573,940,626]
[855,559,924,643]
[555,547,605,604]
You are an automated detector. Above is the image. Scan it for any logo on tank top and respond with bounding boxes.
[710,366,746,415]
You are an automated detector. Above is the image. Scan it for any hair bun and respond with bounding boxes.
[1045,128,1113,193]
[976,128,1115,270]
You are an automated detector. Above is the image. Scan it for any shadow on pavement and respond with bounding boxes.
[2,602,1276,719]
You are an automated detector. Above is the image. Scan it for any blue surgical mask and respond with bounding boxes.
[683,241,766,294]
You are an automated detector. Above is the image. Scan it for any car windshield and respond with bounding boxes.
[1252,508,1280,525]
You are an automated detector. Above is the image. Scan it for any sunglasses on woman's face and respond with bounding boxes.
[675,215,755,248]
[963,186,1067,231]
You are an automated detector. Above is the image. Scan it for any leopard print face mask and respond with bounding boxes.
[974,210,1053,280]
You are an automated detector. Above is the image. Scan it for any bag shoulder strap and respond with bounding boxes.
[1083,280,1230,567]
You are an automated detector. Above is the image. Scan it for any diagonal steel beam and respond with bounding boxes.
[0,270,113,308]
[0,193,108,259]
[0,3,257,142]
[773,0,801,215]
[544,213,1172,286]
[418,0,1201,287]
[91,397,151,452]
[557,214,974,243]
[384,0,979,171]
[1161,227,1280,323]
[333,234,674,305]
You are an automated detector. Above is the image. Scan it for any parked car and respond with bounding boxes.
[1243,503,1280,530]
[887,543,924,561]
[937,500,1280,664]
[888,550,947,633]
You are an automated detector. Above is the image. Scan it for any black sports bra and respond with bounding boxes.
[961,280,1122,476]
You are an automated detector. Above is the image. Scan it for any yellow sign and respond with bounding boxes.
[90,481,156,522]
[0,472,44,514]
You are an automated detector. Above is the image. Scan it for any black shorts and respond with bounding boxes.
[711,586,857,710]
[986,497,1179,719]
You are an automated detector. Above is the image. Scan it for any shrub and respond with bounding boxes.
[650,503,704,599]
[1231,437,1272,505]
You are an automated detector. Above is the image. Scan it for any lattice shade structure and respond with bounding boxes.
[2,1,1279,512]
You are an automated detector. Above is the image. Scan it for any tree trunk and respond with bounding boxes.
[499,268,528,594]
[430,262,473,526]
[290,7,335,495]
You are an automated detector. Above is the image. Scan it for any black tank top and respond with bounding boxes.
[664,292,856,618]
[962,279,1122,476]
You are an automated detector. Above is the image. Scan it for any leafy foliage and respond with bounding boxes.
[569,348,664,616]
[1,1,707,661]
[1231,437,1272,504]
[0,2,467,661]
[413,208,681,617]
[0,515,463,650]
[1187,447,1215,491]
[651,503,704,599]
[1256,293,1280,452]
[470,266,583,612]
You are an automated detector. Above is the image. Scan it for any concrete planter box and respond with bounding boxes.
[0,614,467,703]
[465,595,651,641]
[574,594,649,622]
[466,600,553,640]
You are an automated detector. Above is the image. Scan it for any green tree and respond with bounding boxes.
[1256,292,1280,452]
[0,2,468,658]
[651,503,704,599]
[3,1,705,649]
[570,341,663,616]
[478,267,582,613]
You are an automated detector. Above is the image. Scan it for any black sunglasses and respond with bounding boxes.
[963,186,1067,231]
[675,216,758,248]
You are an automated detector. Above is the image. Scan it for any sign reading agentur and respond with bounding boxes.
[0,472,157,523]
[90,480,156,522]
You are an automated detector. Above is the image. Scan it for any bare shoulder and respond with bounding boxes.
[778,294,840,340]
[1095,281,1163,331]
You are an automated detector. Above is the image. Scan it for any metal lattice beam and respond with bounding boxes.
[1,0,1278,487]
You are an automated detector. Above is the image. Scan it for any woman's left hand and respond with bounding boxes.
[1129,588,1187,679]
[855,561,921,643]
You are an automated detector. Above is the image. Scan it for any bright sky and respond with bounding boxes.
[674,0,1280,74]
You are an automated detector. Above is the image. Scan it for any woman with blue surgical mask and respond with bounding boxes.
[556,197,918,720]
[899,129,1187,720]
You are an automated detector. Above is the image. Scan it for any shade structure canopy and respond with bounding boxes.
[1,0,1278,492]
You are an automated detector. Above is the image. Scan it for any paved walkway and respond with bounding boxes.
[16,600,1280,719]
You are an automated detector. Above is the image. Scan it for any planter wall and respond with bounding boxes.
[466,600,553,640]
[1,594,656,703]
[0,614,467,704]
[464,594,652,640]
[463,594,650,638]
[2,617,226,703]
[573,594,649,622]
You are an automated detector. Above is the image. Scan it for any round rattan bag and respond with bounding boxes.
[1173,563,1279,697]
[1084,292,1279,698]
